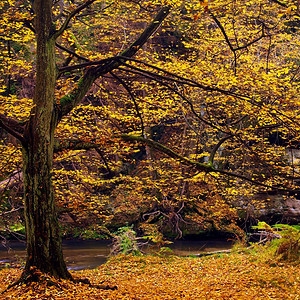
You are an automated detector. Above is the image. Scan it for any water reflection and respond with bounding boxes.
[170,239,232,256]
[0,239,232,270]
[63,240,111,270]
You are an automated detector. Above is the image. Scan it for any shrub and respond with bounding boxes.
[110,226,141,256]
[250,222,300,263]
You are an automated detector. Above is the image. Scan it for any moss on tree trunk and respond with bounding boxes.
[20,0,71,280]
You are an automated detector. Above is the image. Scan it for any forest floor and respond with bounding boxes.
[0,252,299,299]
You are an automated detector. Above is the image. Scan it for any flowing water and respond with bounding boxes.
[0,239,232,270]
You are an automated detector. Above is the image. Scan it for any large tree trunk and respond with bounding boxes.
[21,0,71,279]
[22,140,70,279]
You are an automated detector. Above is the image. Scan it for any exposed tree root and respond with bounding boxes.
[2,266,117,294]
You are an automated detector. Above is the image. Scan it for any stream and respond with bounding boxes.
[0,239,232,271]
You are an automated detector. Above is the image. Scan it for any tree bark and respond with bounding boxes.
[21,0,71,279]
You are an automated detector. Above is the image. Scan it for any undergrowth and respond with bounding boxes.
[235,222,300,264]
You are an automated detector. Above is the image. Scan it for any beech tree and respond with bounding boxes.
[1,0,300,283]
[0,0,173,280]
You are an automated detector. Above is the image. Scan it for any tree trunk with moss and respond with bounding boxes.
[21,0,71,279]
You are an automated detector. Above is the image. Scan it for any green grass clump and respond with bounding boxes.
[250,222,300,264]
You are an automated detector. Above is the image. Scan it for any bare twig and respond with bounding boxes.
[110,71,145,136]
[55,43,90,62]
[0,207,24,216]
[54,0,97,39]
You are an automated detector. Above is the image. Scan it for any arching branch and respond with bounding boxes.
[208,135,234,165]
[120,134,215,172]
[0,170,23,193]
[115,57,249,100]
[58,57,113,74]
[0,114,25,144]
[113,58,299,131]
[119,134,298,193]
[55,5,171,124]
[55,43,90,62]
[269,0,288,7]
[53,0,97,39]
[53,138,103,152]
[110,71,145,136]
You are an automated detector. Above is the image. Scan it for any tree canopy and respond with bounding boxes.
[0,0,300,281]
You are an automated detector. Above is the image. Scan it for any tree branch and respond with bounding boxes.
[54,139,113,178]
[95,148,114,178]
[54,139,103,152]
[55,43,90,62]
[0,207,24,217]
[53,0,97,39]
[209,11,235,53]
[52,133,299,193]
[120,133,214,172]
[269,0,288,7]
[209,10,266,74]
[116,65,231,133]
[110,71,145,136]
[58,57,113,74]
[115,57,248,100]
[116,58,299,131]
[0,114,25,143]
[117,6,171,58]
[119,134,298,193]
[208,135,233,165]
[0,170,23,193]
[55,5,171,124]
